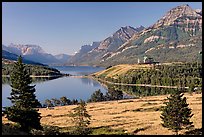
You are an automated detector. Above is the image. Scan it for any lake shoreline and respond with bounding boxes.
[89,75,190,89]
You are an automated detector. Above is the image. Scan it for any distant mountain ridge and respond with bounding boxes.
[2,44,71,65]
[54,54,72,63]
[68,25,145,65]
[2,49,45,65]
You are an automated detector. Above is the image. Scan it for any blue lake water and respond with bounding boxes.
[2,66,106,107]
[2,65,177,108]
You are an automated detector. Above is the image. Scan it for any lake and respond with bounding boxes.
[2,65,180,108]
[2,66,106,107]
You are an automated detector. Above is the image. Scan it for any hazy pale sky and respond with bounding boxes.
[2,2,202,55]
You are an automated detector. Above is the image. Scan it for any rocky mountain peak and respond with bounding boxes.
[94,26,145,51]
[152,4,201,28]
[6,43,46,55]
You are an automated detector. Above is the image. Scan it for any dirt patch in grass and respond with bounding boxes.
[133,106,162,112]
[141,102,158,107]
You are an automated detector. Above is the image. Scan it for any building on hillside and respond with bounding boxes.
[137,58,140,64]
[143,56,160,65]
[143,56,154,64]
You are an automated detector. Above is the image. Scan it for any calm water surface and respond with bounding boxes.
[2,66,106,107]
[2,66,178,107]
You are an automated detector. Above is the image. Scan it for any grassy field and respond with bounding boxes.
[3,92,201,135]
[93,64,153,79]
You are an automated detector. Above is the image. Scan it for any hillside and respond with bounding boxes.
[90,63,202,98]
[2,50,45,66]
[2,63,62,77]
[99,4,202,66]
[67,26,145,66]
[92,64,153,80]
[67,5,202,67]
[2,92,201,135]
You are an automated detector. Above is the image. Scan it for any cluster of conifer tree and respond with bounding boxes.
[100,63,202,89]
[2,63,62,76]
[42,87,123,107]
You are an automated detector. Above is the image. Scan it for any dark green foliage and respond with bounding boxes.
[71,99,78,105]
[2,123,28,135]
[60,96,71,106]
[69,99,91,135]
[133,106,162,112]
[160,90,194,135]
[30,125,61,135]
[4,56,42,133]
[42,97,77,107]
[88,89,104,102]
[105,86,123,101]
[97,63,202,90]
[51,98,61,106]
[2,63,62,76]
[43,99,54,107]
[184,128,202,135]
[90,126,129,135]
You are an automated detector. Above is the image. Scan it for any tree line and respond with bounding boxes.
[96,63,202,90]
[41,87,124,108]
[2,63,62,76]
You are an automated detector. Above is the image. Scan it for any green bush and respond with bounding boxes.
[90,126,129,135]
[30,125,61,135]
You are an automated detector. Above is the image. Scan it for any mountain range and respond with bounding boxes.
[68,25,145,65]
[68,4,202,66]
[2,44,72,65]
[2,4,202,67]
[2,49,45,65]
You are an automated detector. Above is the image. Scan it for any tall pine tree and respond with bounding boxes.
[69,99,91,135]
[4,56,42,133]
[160,90,194,135]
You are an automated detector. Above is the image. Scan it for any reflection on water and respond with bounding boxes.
[112,84,187,97]
[2,66,107,107]
[31,76,61,84]
[2,65,187,108]
[80,78,101,87]
[53,66,104,76]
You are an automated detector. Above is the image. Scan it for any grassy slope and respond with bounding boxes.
[3,92,201,135]
[93,64,152,79]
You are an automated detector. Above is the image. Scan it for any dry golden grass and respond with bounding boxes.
[94,64,152,79]
[3,92,201,135]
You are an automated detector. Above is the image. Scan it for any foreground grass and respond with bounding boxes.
[2,92,202,135]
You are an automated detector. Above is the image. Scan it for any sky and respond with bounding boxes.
[2,2,202,55]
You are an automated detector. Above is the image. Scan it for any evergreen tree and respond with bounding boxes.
[105,86,123,101]
[60,96,71,106]
[160,90,194,135]
[88,89,104,102]
[44,99,54,107]
[51,98,61,106]
[69,99,91,135]
[71,99,78,105]
[4,56,42,133]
